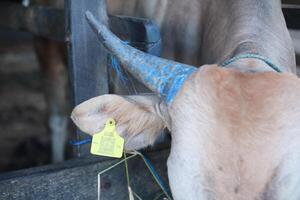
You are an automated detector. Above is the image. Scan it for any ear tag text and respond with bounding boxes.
[90,118,124,158]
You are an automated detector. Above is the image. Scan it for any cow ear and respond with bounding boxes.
[71,94,170,150]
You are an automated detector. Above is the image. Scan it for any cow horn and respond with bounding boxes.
[85,11,196,104]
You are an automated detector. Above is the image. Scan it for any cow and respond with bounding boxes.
[71,0,300,199]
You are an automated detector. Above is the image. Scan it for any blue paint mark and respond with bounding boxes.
[165,68,196,104]
[106,38,197,104]
[87,12,197,105]
[132,60,196,104]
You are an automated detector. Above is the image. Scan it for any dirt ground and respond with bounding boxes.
[0,30,51,172]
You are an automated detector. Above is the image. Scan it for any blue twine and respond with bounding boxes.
[70,138,92,146]
[110,55,129,83]
[221,53,282,73]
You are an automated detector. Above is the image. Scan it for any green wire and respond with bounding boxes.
[124,152,131,187]
[97,151,173,200]
[153,192,166,200]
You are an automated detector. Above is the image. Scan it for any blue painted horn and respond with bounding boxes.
[85,11,196,104]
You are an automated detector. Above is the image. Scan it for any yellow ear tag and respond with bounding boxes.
[90,118,124,158]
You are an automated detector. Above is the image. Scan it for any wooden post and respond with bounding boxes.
[65,0,109,156]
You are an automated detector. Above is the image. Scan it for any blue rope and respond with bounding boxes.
[110,40,131,84]
[110,55,129,83]
[221,53,282,73]
[70,138,92,146]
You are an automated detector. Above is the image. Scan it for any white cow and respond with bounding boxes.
[72,0,300,199]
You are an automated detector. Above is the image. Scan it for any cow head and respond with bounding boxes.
[71,12,300,199]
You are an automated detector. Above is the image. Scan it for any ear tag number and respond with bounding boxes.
[90,118,124,158]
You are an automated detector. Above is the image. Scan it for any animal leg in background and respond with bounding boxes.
[34,37,68,163]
